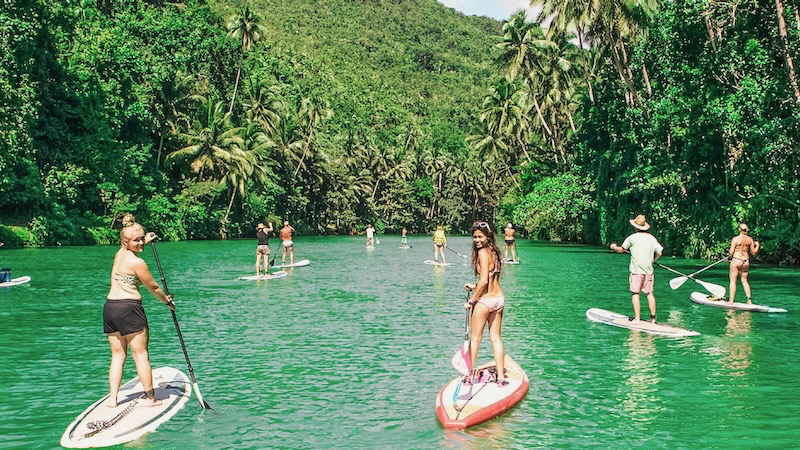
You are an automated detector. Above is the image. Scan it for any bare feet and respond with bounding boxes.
[629,318,641,324]
[142,398,162,407]
[105,396,118,408]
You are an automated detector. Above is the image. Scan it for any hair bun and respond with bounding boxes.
[121,213,136,228]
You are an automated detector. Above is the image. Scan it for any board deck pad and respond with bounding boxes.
[276,259,311,269]
[436,355,528,430]
[690,292,787,313]
[424,260,453,266]
[0,276,31,287]
[60,367,191,448]
[239,271,289,280]
[586,308,700,337]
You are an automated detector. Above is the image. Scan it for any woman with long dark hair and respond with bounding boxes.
[464,221,507,386]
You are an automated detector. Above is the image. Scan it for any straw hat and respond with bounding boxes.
[629,214,650,231]
[256,223,266,230]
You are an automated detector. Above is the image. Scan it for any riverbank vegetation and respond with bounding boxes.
[1,0,798,263]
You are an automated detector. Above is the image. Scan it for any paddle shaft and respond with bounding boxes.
[446,246,468,259]
[657,261,726,297]
[150,242,215,412]
[686,256,729,278]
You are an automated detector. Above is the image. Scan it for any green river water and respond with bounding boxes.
[1,236,798,449]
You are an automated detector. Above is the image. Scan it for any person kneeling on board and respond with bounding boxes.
[464,221,508,386]
[609,214,664,324]
[105,214,175,407]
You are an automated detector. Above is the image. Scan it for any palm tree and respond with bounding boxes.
[293,96,333,177]
[242,74,283,135]
[226,5,267,113]
[153,71,195,166]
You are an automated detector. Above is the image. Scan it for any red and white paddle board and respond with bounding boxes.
[435,355,528,430]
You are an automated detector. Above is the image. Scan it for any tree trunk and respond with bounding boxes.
[531,94,552,135]
[505,165,521,189]
[775,0,800,105]
[156,132,164,167]
[229,67,242,113]
[642,63,653,97]
[293,129,314,177]
[577,27,595,104]
[567,111,576,132]
[223,189,236,227]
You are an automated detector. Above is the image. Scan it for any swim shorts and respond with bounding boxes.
[104,299,148,335]
[257,244,270,256]
[505,239,514,245]
[282,240,293,248]
[478,295,505,312]
[629,273,654,294]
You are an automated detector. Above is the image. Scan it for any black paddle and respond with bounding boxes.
[150,241,216,413]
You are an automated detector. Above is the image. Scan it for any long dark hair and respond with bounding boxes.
[471,221,502,277]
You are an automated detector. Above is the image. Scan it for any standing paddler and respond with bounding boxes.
[503,223,517,262]
[366,224,375,248]
[728,223,760,304]
[280,220,295,266]
[401,227,409,247]
[105,214,175,407]
[432,225,447,264]
[463,221,508,386]
[609,214,664,324]
[255,222,273,276]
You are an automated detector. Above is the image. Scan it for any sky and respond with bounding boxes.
[437,0,541,21]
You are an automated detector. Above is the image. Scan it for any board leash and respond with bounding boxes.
[83,399,138,438]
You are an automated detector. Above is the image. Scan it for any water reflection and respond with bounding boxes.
[432,266,447,305]
[620,331,663,423]
[442,418,511,449]
[719,311,752,377]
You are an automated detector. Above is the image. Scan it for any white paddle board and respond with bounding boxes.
[690,292,787,313]
[586,308,700,337]
[436,355,528,430]
[276,259,310,269]
[424,260,453,266]
[502,259,520,265]
[60,367,191,448]
[399,245,410,249]
[239,271,288,280]
[0,276,31,287]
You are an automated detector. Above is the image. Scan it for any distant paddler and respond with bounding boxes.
[255,222,274,277]
[433,225,447,264]
[280,220,295,266]
[609,214,664,324]
[503,223,518,262]
[105,214,175,407]
[728,223,760,304]
[401,227,409,247]
[366,224,375,248]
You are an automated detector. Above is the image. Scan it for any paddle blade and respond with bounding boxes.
[698,280,726,298]
[193,383,217,413]
[669,276,688,290]
[451,340,471,376]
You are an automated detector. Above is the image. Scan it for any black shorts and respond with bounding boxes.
[505,239,514,245]
[104,299,148,335]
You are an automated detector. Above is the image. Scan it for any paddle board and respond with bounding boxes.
[399,245,410,249]
[502,259,520,265]
[690,292,787,313]
[61,367,191,448]
[424,260,453,266]
[276,259,311,269]
[586,308,700,337]
[0,276,31,287]
[436,355,528,430]
[239,271,288,280]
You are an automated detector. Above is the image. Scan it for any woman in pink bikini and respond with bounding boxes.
[728,223,760,304]
[463,221,507,386]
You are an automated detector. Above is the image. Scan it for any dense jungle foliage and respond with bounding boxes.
[1,0,799,264]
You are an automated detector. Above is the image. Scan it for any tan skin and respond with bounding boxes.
[106,229,174,407]
[280,222,295,265]
[728,224,760,304]
[503,226,517,261]
[464,229,505,383]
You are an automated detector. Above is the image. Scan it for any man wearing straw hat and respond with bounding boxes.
[255,222,273,276]
[610,214,664,324]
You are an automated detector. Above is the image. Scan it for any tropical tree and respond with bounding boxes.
[226,5,267,112]
[293,96,333,177]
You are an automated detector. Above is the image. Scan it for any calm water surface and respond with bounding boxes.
[1,237,798,449]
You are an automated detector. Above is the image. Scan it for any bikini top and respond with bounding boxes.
[113,272,142,287]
